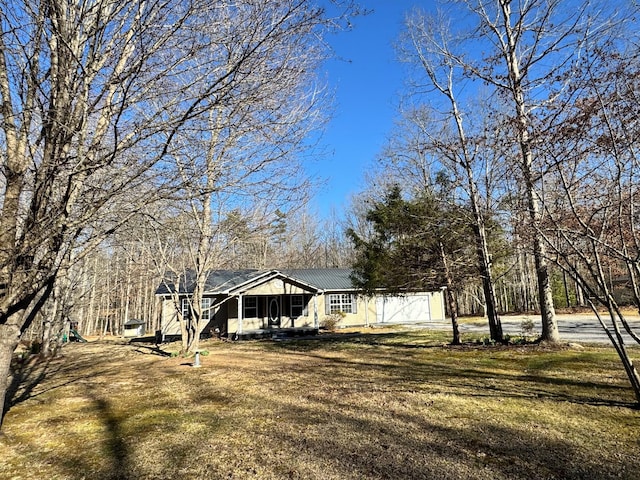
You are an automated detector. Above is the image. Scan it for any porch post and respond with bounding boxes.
[313,293,319,329]
[238,294,244,335]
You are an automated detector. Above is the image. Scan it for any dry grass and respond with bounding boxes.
[1,330,639,480]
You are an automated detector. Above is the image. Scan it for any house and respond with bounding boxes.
[155,268,445,339]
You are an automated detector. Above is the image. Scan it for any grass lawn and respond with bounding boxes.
[1,329,639,480]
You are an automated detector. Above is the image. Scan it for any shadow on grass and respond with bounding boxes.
[5,341,164,417]
[3,356,60,425]
[3,344,104,423]
[267,330,452,351]
[53,394,134,480]
[130,344,172,357]
[266,393,636,480]
[146,372,639,479]
[4,338,638,479]
[266,335,637,409]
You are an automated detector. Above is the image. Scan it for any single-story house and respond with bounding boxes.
[155,268,445,339]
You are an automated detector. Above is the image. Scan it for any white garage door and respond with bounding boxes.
[375,294,431,324]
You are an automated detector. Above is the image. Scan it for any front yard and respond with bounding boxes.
[1,329,639,479]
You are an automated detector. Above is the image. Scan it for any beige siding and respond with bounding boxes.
[429,291,446,321]
[281,314,315,329]
[318,291,445,328]
[316,294,375,328]
[160,298,181,336]
[244,278,310,295]
[160,289,446,337]
[160,295,234,337]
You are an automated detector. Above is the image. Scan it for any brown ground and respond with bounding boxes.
[1,330,639,479]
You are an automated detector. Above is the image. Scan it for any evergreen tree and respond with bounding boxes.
[348,185,475,344]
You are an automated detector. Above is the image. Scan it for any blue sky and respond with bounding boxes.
[312,1,422,219]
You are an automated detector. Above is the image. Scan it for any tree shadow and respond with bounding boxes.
[3,355,62,424]
[130,343,172,357]
[267,330,449,351]
[91,396,131,480]
[269,339,637,409]
[3,338,638,479]
[266,394,637,480]
[55,394,133,480]
[126,337,174,357]
[149,376,639,479]
[4,342,159,418]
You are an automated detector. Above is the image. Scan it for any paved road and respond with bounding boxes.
[426,313,640,344]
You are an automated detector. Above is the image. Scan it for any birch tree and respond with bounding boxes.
[400,0,633,342]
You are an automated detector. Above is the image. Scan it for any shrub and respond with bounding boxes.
[321,312,345,332]
[521,318,535,338]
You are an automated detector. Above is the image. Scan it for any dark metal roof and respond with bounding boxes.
[155,269,262,295]
[281,268,355,291]
[123,318,145,326]
[156,268,356,295]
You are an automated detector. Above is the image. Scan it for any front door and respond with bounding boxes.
[267,296,281,327]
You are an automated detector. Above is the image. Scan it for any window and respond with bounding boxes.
[181,298,212,322]
[181,298,191,320]
[327,294,355,314]
[291,295,304,317]
[201,297,212,322]
[244,296,258,318]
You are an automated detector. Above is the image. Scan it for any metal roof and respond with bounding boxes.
[123,318,145,326]
[156,268,355,295]
[281,268,355,291]
[155,269,262,295]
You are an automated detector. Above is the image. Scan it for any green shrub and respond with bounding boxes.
[521,318,535,338]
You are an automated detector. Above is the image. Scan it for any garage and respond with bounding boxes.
[375,294,432,324]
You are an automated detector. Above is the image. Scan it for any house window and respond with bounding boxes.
[201,297,212,322]
[181,298,191,320]
[327,294,355,314]
[181,298,212,321]
[244,296,258,318]
[291,295,304,317]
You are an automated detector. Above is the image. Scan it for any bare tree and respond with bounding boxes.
[398,12,504,341]
[0,0,356,426]
[0,0,203,425]
[539,45,640,402]
[397,0,634,342]
[149,1,354,354]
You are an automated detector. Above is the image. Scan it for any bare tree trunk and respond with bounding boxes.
[0,323,21,428]
[496,0,559,342]
[440,241,461,345]
[534,238,559,340]
[404,14,503,342]
[40,310,54,358]
[589,299,640,404]
[563,270,571,309]
[86,256,99,335]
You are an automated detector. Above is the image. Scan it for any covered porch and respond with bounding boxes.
[222,271,321,338]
